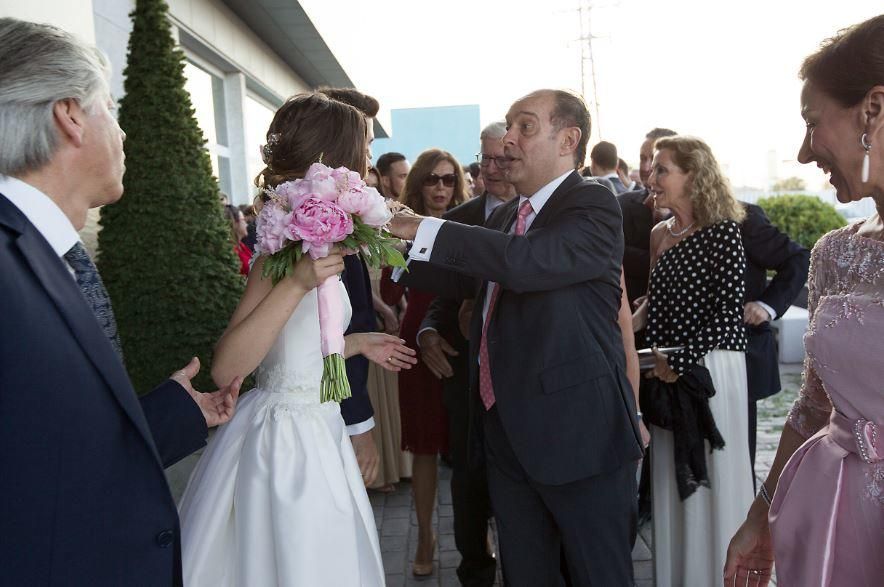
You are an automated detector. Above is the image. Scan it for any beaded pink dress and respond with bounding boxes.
[769,221,884,586]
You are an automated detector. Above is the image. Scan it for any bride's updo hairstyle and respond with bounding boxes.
[256,91,368,190]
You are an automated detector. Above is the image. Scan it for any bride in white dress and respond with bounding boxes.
[178,92,417,586]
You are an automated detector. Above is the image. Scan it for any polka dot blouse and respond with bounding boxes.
[647,219,747,375]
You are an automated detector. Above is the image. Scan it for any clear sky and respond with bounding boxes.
[299,0,881,190]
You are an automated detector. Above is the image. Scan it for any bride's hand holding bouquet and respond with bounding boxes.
[255,162,408,402]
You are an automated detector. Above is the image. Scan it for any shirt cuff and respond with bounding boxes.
[410,217,445,262]
[415,327,438,348]
[346,417,375,436]
[755,300,777,321]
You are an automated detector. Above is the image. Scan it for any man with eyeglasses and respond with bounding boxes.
[415,121,516,586]
[388,89,643,586]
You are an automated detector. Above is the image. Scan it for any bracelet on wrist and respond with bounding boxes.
[758,482,773,506]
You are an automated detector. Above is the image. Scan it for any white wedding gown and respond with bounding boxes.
[178,281,385,586]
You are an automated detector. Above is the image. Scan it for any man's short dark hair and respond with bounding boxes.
[618,158,629,174]
[590,141,618,170]
[317,87,380,118]
[645,127,677,141]
[545,89,591,168]
[376,152,406,176]
[467,162,481,179]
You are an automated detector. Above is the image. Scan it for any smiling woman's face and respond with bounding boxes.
[797,81,868,203]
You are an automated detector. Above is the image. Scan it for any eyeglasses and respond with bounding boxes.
[423,173,457,187]
[475,153,509,168]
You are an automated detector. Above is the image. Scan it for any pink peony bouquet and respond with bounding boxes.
[255,162,406,402]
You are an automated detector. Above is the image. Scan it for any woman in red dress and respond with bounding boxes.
[381,149,467,576]
[224,204,251,276]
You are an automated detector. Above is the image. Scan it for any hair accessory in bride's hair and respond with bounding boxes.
[261,133,282,164]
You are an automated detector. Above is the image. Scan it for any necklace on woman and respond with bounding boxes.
[667,218,695,238]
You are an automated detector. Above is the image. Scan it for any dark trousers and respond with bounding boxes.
[483,407,636,587]
[749,399,758,490]
[446,379,496,586]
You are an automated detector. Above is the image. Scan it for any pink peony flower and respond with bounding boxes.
[274,180,315,211]
[254,201,292,255]
[286,196,354,259]
[337,185,391,227]
[331,166,365,194]
[301,163,339,201]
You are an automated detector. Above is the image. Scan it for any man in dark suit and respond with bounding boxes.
[740,203,809,471]
[0,18,240,585]
[416,121,517,586]
[390,89,643,586]
[318,87,384,485]
[589,140,629,194]
[617,127,677,305]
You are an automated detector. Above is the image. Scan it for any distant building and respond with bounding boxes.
[371,104,481,167]
[1,0,383,251]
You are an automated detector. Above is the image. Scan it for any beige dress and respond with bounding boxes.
[366,266,412,487]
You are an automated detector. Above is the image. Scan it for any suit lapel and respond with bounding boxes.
[3,197,162,465]
[527,171,582,233]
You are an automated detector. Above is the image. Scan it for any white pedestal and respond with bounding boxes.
[771,305,809,364]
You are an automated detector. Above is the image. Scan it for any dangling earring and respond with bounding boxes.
[861,133,871,183]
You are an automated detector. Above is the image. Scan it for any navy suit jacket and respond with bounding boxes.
[741,203,810,400]
[0,194,208,586]
[402,173,643,485]
[339,254,375,427]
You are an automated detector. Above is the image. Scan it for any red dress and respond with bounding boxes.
[234,241,252,276]
[380,267,449,455]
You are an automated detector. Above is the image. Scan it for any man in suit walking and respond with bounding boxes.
[417,120,517,586]
[0,19,241,585]
[390,89,643,586]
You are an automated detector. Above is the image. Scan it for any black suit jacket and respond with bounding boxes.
[741,203,810,400]
[420,195,491,467]
[616,187,653,304]
[0,194,208,585]
[340,254,375,427]
[402,173,643,485]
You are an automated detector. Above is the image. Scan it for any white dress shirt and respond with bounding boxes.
[0,175,80,278]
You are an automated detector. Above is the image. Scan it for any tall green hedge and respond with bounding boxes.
[757,194,847,250]
[98,0,244,394]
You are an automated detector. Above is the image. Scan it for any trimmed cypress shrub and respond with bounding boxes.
[98,0,244,394]
[757,194,847,251]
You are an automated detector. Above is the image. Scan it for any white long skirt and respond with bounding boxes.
[651,350,754,587]
[178,388,385,586]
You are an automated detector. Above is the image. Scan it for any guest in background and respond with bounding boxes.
[468,161,484,197]
[633,135,753,586]
[365,166,381,189]
[223,204,251,276]
[726,15,884,585]
[381,148,467,576]
[417,122,516,585]
[239,203,257,253]
[589,141,629,194]
[618,158,636,191]
[580,165,616,193]
[376,151,410,199]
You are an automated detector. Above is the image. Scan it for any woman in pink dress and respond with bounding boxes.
[724,15,884,586]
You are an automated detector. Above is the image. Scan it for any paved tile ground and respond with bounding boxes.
[166,364,802,586]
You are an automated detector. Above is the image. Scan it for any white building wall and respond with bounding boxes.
[0,0,96,42]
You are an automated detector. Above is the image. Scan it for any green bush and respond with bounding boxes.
[757,194,847,251]
[98,0,244,393]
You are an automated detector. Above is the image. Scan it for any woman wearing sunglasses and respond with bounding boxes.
[381,149,468,575]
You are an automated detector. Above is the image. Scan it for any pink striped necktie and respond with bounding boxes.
[478,199,533,410]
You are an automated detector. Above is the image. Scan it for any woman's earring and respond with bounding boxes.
[861,133,871,183]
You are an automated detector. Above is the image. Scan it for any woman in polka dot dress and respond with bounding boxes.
[633,135,754,587]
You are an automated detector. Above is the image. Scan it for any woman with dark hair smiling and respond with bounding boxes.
[725,15,884,586]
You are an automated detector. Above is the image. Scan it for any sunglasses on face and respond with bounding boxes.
[423,173,457,187]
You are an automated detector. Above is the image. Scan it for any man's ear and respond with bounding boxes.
[560,127,581,158]
[53,99,86,148]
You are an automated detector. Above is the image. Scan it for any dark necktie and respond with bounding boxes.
[64,242,124,361]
